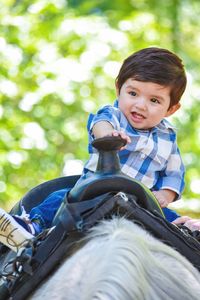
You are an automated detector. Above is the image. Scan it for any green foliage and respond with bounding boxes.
[0,0,200,210]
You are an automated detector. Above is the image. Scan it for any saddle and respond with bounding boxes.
[0,137,200,300]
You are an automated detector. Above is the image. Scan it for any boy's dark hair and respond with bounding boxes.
[116,47,187,108]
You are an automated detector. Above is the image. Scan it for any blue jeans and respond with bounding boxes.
[29,175,87,228]
[29,188,69,228]
[162,207,180,222]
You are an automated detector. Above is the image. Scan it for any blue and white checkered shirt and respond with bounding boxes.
[83,100,185,199]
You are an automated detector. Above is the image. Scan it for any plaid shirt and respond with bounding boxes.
[84,100,185,198]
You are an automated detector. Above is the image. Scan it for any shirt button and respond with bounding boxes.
[140,153,145,159]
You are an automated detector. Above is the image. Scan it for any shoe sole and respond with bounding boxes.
[0,208,34,252]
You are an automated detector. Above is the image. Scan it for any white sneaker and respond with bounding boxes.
[0,208,34,252]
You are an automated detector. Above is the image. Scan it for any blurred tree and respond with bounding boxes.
[0,0,199,210]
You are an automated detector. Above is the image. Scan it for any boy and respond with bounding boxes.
[83,47,186,218]
[0,47,199,253]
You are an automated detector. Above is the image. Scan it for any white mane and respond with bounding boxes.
[30,217,200,300]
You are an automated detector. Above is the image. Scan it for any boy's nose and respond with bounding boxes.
[134,97,147,110]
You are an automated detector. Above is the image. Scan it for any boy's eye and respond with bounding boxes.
[129,91,137,96]
[150,98,160,104]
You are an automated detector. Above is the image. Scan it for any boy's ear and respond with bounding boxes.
[115,81,120,97]
[165,103,181,117]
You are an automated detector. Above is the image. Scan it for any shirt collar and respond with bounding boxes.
[156,119,176,131]
[114,99,118,107]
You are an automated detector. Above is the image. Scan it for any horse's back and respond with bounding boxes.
[29,218,200,300]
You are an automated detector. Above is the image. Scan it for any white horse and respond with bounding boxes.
[29,217,200,300]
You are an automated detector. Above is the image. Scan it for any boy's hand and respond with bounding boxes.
[173,216,200,231]
[111,130,131,149]
[152,189,176,208]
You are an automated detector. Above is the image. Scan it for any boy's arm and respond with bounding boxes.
[153,141,185,208]
[152,189,176,208]
[92,121,114,138]
[92,121,131,145]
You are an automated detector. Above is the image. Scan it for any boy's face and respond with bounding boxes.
[116,79,180,130]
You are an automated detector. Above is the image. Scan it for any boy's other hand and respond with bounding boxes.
[173,216,200,231]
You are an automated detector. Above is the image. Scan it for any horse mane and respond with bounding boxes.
[30,217,200,300]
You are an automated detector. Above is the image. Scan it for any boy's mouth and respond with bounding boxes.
[131,112,146,120]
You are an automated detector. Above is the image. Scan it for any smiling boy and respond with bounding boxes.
[85,47,186,211]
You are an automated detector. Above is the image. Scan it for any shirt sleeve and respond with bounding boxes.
[88,105,121,135]
[153,141,185,200]
[86,105,121,154]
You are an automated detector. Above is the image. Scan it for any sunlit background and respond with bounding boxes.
[0,0,200,216]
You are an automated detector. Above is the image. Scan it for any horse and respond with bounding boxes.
[29,217,200,300]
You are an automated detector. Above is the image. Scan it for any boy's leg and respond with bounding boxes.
[0,208,34,252]
[0,188,70,252]
[162,207,180,222]
[28,177,88,228]
[29,189,69,228]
